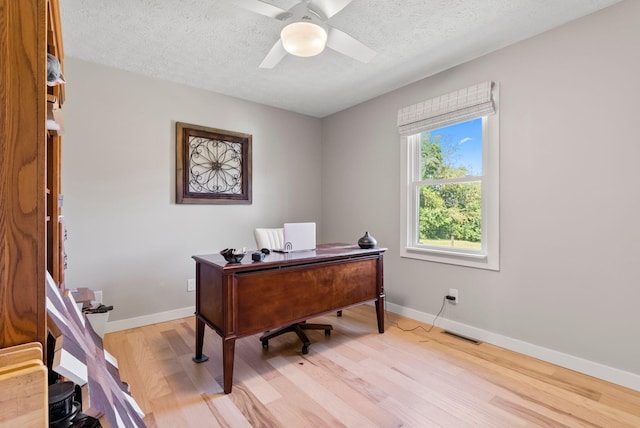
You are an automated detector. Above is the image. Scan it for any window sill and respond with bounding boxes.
[401,246,499,271]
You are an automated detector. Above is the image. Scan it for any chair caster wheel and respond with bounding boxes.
[261,340,269,349]
[324,329,331,336]
[301,345,309,354]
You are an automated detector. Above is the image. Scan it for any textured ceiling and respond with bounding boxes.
[59,0,620,118]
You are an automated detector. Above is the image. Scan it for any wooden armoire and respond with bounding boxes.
[0,0,65,356]
[0,2,65,424]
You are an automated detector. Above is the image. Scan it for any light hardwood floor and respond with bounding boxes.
[104,306,640,427]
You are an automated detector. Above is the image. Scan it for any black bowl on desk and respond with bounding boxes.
[222,253,245,263]
[220,248,246,263]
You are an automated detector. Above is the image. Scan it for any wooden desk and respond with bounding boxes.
[192,243,386,393]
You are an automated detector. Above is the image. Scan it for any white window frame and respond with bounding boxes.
[399,82,500,270]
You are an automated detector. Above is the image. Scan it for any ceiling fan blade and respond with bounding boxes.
[234,0,289,20]
[259,40,288,69]
[327,27,376,63]
[311,0,353,19]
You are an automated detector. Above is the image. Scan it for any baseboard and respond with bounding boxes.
[384,301,640,393]
[104,306,195,334]
[105,302,640,392]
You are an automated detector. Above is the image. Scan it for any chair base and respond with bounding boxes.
[259,321,332,354]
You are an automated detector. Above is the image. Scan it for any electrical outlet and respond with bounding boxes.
[448,288,459,304]
[187,278,196,292]
[94,290,103,305]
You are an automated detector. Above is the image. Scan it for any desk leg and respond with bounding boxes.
[222,338,236,394]
[192,317,209,363]
[375,297,385,333]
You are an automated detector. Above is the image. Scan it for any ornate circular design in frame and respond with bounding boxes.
[176,122,252,204]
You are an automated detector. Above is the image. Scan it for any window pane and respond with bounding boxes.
[420,118,483,180]
[419,181,482,250]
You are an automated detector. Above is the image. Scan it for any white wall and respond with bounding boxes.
[62,59,322,322]
[322,0,640,385]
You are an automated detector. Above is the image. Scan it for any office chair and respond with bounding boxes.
[254,228,284,251]
[254,227,334,354]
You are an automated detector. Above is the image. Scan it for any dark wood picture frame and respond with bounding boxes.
[176,122,252,204]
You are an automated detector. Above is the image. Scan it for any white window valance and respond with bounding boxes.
[397,81,495,136]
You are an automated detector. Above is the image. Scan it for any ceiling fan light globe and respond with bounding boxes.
[280,22,327,57]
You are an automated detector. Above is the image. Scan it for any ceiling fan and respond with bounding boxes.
[232,0,376,68]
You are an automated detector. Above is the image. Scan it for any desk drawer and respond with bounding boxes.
[235,257,379,336]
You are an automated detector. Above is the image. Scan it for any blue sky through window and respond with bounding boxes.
[430,118,482,176]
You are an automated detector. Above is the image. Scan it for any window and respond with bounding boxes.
[399,82,499,270]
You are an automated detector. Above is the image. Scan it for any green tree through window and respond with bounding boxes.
[418,120,482,249]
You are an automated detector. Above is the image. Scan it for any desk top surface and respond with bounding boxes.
[193,243,386,272]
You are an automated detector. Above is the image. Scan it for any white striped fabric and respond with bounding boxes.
[397,81,495,136]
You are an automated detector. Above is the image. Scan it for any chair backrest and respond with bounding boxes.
[254,228,284,250]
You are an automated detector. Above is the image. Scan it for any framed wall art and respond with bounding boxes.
[176,122,252,204]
